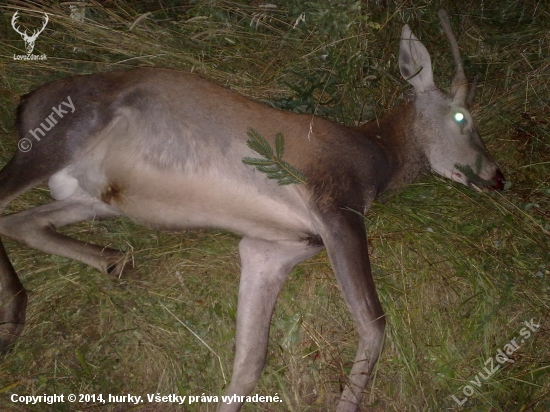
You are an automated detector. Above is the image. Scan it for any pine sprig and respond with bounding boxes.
[242,129,307,185]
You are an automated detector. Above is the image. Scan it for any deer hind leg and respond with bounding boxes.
[0,240,27,352]
[0,197,125,276]
[219,236,322,412]
[0,154,75,351]
[0,199,125,352]
[0,196,125,349]
[0,154,123,349]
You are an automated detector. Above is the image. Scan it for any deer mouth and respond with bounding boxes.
[453,164,506,192]
[487,169,505,191]
[466,168,506,192]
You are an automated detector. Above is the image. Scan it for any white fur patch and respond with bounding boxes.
[48,168,80,200]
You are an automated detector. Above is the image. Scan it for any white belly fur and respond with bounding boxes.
[49,152,317,242]
[113,167,315,241]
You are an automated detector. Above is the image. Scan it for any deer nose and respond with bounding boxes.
[489,169,505,191]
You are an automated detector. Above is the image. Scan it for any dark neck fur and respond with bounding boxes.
[360,103,430,195]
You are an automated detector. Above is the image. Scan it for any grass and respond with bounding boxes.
[0,0,549,411]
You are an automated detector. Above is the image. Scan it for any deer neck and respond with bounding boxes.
[361,102,430,195]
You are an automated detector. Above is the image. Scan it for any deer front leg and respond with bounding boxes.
[319,212,385,412]
[220,236,320,412]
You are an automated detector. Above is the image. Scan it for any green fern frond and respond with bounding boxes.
[242,129,306,186]
[275,132,284,159]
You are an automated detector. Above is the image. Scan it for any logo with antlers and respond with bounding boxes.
[11,11,49,55]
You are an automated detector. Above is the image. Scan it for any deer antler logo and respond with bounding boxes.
[11,11,49,55]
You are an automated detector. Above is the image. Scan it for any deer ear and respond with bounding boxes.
[399,25,435,94]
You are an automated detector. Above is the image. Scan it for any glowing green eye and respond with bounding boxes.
[454,112,465,122]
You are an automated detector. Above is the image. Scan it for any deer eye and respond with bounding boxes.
[454,112,465,123]
[453,111,467,132]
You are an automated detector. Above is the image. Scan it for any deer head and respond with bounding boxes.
[399,10,505,191]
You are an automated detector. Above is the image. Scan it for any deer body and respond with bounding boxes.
[0,12,503,412]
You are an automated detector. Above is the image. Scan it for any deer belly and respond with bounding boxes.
[99,164,316,240]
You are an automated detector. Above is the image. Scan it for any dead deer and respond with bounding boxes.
[0,9,503,411]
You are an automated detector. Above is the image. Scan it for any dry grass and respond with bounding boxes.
[0,0,549,411]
